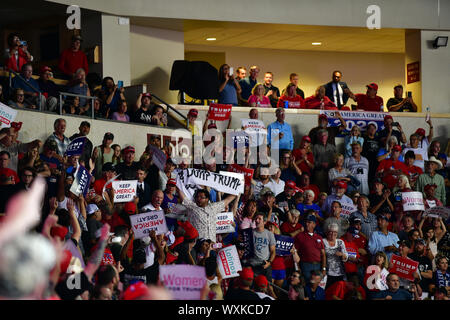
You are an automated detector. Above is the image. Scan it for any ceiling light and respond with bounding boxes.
[206,38,216,41]
[312,42,322,46]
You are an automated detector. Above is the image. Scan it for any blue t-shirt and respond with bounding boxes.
[12,76,41,93]
[305,285,325,300]
[373,289,412,300]
[377,148,404,162]
[219,82,238,105]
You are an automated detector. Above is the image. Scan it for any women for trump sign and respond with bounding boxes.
[402,192,425,211]
[159,265,206,300]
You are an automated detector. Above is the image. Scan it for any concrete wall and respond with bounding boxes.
[421,30,450,114]
[101,14,131,85]
[185,44,405,106]
[130,25,184,103]
[47,0,449,30]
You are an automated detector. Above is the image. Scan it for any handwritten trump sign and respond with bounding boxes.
[129,210,168,239]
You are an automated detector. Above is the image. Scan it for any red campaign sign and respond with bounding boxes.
[407,61,420,84]
[389,255,419,281]
[219,250,231,276]
[208,103,232,121]
[230,164,254,186]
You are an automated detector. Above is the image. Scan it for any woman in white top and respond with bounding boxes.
[323,223,348,289]
[267,167,285,196]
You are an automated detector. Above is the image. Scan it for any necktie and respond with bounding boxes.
[138,183,143,193]
[335,83,342,109]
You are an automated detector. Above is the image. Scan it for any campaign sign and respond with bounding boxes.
[65,136,86,156]
[275,235,294,256]
[340,203,357,218]
[423,206,450,220]
[148,145,167,172]
[229,164,254,186]
[130,210,168,239]
[242,118,267,147]
[239,227,254,259]
[389,255,419,281]
[112,180,137,203]
[69,165,92,197]
[217,245,242,279]
[159,265,206,300]
[364,265,389,291]
[402,192,425,211]
[208,103,232,121]
[228,130,250,148]
[0,102,18,128]
[216,212,235,234]
[320,110,387,134]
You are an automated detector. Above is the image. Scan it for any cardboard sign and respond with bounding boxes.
[340,203,357,218]
[423,206,450,220]
[407,61,420,84]
[208,103,232,121]
[402,192,425,211]
[239,228,254,259]
[275,235,294,256]
[129,210,168,239]
[217,245,243,279]
[229,164,254,186]
[389,255,419,281]
[65,136,86,156]
[159,265,206,300]
[176,169,244,199]
[216,212,235,234]
[69,165,92,197]
[0,102,18,128]
[148,145,167,172]
[320,110,387,134]
[112,180,137,203]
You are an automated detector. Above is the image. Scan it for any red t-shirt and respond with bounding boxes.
[93,178,113,196]
[294,231,324,263]
[0,168,20,184]
[376,159,409,189]
[291,148,314,176]
[342,239,359,274]
[354,94,384,112]
[280,222,303,236]
[271,256,286,270]
[304,95,337,110]
[325,281,366,300]
[58,48,89,76]
[277,95,304,109]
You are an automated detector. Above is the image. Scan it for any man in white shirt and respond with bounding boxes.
[141,190,164,212]
[402,133,428,171]
[344,141,370,195]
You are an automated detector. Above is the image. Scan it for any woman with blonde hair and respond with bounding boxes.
[344,125,364,158]
[248,83,271,108]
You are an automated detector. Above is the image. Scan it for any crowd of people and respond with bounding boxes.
[0,31,449,302]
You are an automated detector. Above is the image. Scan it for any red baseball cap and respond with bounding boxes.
[336,181,347,189]
[285,180,302,192]
[124,202,136,215]
[142,93,152,98]
[167,178,177,186]
[254,275,268,288]
[239,267,254,281]
[123,146,135,154]
[367,83,378,91]
[384,115,393,121]
[123,281,150,300]
[424,183,437,191]
[302,136,312,143]
[319,114,328,120]
[11,122,22,131]
[416,128,426,136]
[40,66,52,74]
[393,145,402,152]
[188,109,199,117]
[50,226,68,241]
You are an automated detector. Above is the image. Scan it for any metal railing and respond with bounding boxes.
[8,69,43,111]
[58,92,97,119]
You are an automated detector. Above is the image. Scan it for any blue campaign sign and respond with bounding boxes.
[228,130,250,149]
[275,234,294,256]
[69,165,92,197]
[320,110,387,134]
[65,136,86,156]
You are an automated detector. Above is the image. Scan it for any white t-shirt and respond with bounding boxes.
[402,146,428,170]
[266,178,285,196]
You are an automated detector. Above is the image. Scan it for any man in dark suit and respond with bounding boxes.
[136,166,152,210]
[323,71,353,109]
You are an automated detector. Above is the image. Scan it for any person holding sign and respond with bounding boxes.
[177,187,237,242]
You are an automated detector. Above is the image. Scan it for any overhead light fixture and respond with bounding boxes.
[312,42,322,46]
[433,36,448,48]
[206,37,216,41]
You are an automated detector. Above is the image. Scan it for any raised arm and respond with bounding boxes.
[67,198,81,243]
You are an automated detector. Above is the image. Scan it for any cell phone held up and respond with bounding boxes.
[117,80,123,89]
[392,122,399,127]
[407,91,412,98]
[229,67,234,77]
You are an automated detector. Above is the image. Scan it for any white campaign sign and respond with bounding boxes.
[129,210,168,239]
[241,118,267,147]
[402,192,425,211]
[341,203,357,218]
[216,212,235,234]
[0,101,18,128]
[112,180,137,203]
[217,245,242,279]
